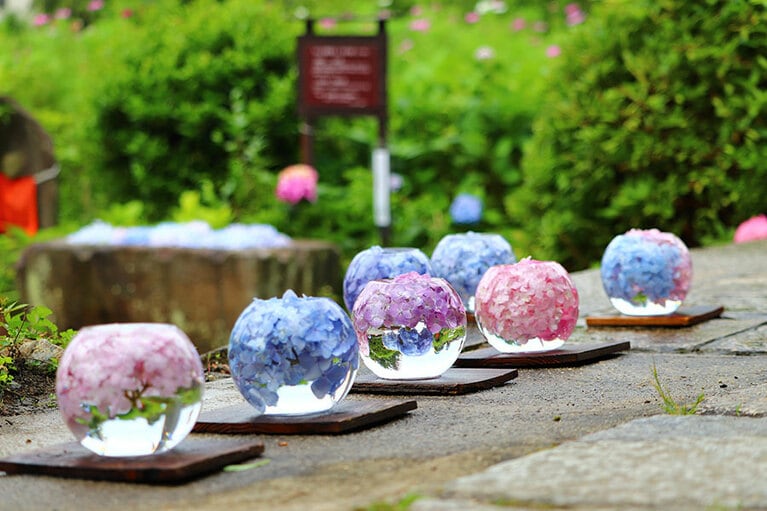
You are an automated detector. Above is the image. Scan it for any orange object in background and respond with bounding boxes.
[0,173,38,235]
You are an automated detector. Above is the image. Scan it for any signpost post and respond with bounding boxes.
[297,18,390,245]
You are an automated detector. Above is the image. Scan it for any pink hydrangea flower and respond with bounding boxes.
[275,164,319,205]
[565,3,586,25]
[319,17,337,29]
[475,258,579,344]
[465,11,480,23]
[511,17,526,31]
[409,18,431,32]
[55,8,72,19]
[546,44,562,58]
[56,323,204,436]
[734,214,767,243]
[33,13,51,26]
[87,0,104,11]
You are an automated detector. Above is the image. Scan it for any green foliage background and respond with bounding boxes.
[0,0,761,297]
[511,0,767,269]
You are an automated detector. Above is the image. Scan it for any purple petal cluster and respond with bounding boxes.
[600,229,692,305]
[352,272,466,356]
[431,232,516,309]
[475,259,579,343]
[228,290,358,414]
[343,246,432,311]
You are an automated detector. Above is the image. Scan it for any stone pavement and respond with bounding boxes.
[0,239,765,511]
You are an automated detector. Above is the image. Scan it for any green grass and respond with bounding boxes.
[651,363,705,416]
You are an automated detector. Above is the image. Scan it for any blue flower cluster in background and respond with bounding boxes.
[67,220,291,249]
[600,232,689,304]
[431,232,516,309]
[449,193,483,225]
[343,246,432,311]
[228,290,359,414]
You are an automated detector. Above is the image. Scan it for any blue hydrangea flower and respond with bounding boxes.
[431,232,516,310]
[449,194,483,225]
[600,229,692,305]
[228,290,359,414]
[343,246,432,311]
[382,327,434,356]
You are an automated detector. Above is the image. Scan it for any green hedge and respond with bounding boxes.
[512,0,767,270]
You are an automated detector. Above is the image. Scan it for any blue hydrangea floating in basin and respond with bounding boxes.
[228,290,358,416]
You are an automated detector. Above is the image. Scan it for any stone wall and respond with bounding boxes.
[15,240,342,353]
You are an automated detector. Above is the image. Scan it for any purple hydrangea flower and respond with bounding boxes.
[228,290,358,414]
[431,232,516,312]
[600,229,692,307]
[352,272,466,356]
[343,246,432,311]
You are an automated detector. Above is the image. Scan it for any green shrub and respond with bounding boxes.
[89,0,300,220]
[511,0,767,270]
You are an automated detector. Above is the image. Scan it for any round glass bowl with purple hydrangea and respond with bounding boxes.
[475,258,579,353]
[430,232,516,314]
[228,290,358,416]
[56,323,205,457]
[343,246,432,311]
[600,229,692,316]
[352,272,467,380]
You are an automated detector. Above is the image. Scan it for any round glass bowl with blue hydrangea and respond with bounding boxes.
[343,246,432,311]
[56,323,205,457]
[475,259,579,353]
[228,290,359,416]
[600,229,692,316]
[352,272,467,380]
[430,232,516,314]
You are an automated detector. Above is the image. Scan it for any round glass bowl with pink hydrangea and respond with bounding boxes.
[352,272,467,379]
[56,323,205,457]
[474,258,579,353]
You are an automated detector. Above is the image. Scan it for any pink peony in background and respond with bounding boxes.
[275,164,319,205]
[734,214,767,243]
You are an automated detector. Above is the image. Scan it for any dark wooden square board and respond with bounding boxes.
[0,437,264,484]
[192,398,417,435]
[351,367,518,395]
[454,341,630,369]
[585,305,724,328]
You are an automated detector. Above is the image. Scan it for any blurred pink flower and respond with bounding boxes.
[319,17,337,29]
[55,8,72,19]
[399,39,414,53]
[565,3,586,26]
[276,164,319,205]
[33,13,50,26]
[734,214,767,243]
[546,44,561,58]
[465,12,480,23]
[410,5,423,16]
[510,17,525,31]
[533,20,548,32]
[121,8,134,18]
[409,18,431,32]
[87,0,104,12]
